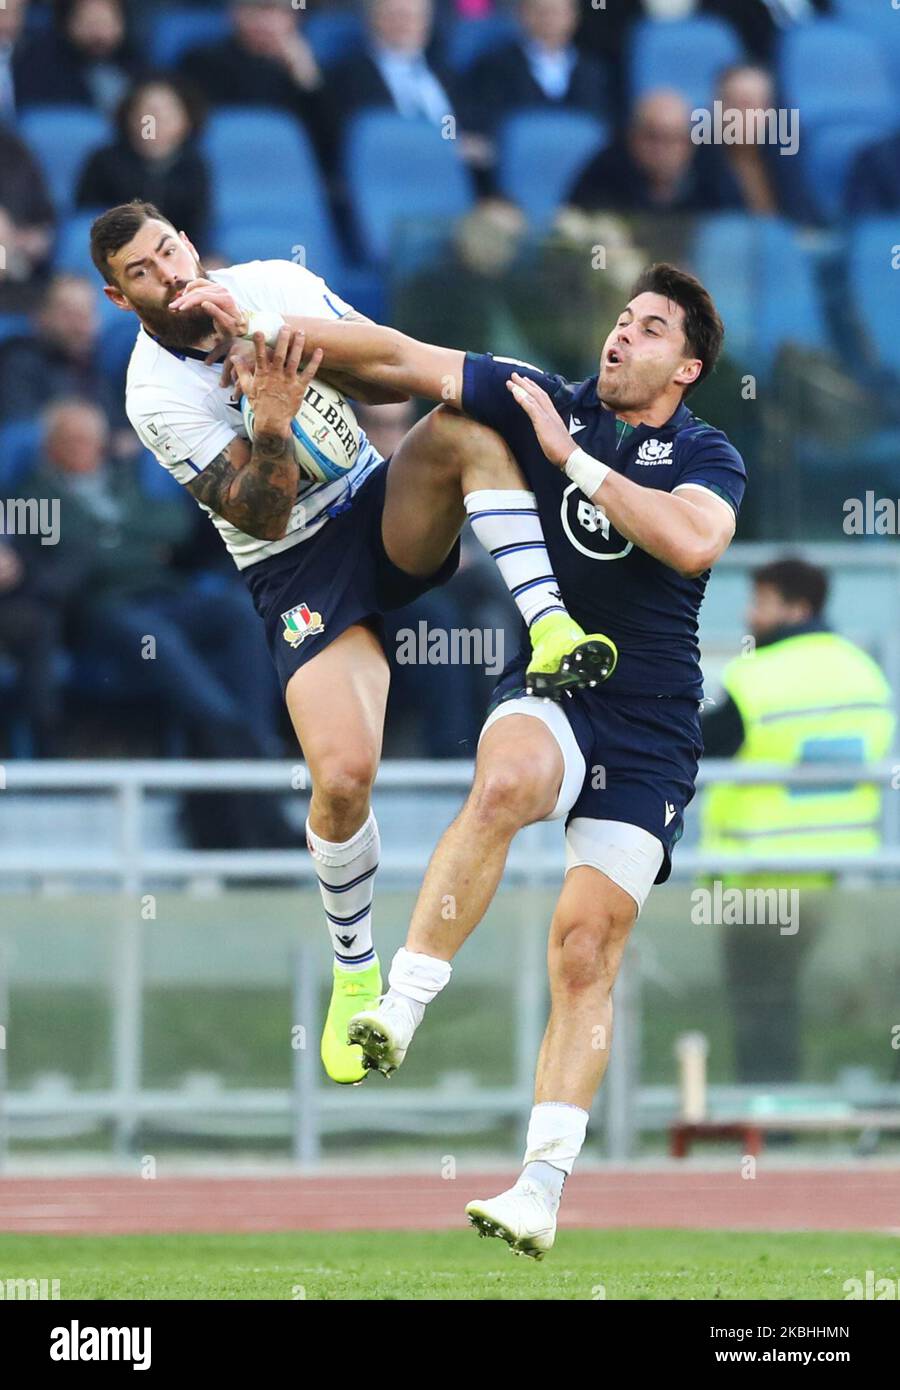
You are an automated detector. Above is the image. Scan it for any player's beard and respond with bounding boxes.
[137,267,216,350]
[598,360,672,414]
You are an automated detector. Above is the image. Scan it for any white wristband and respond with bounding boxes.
[565,446,610,499]
[241,310,285,347]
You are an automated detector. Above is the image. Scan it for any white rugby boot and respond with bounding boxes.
[347,992,420,1077]
[465,1179,557,1260]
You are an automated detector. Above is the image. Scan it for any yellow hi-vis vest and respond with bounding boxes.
[702,632,895,870]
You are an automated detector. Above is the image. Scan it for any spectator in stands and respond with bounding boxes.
[179,0,326,153]
[15,0,137,114]
[844,128,900,218]
[18,400,295,825]
[0,122,55,309]
[324,0,456,145]
[0,273,127,434]
[76,75,211,252]
[0,537,65,756]
[566,88,730,214]
[0,0,28,121]
[457,0,611,141]
[705,0,832,65]
[704,65,813,221]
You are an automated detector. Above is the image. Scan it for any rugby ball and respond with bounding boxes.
[241,379,360,486]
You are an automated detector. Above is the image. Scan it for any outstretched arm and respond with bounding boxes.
[171,278,466,404]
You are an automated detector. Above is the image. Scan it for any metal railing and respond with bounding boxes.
[0,758,898,1167]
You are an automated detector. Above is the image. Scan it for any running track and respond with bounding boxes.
[0,1169,897,1235]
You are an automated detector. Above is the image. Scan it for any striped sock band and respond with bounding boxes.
[464,489,567,630]
[306,810,379,970]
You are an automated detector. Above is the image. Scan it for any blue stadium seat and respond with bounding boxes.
[0,419,42,491]
[629,16,744,111]
[148,7,231,67]
[138,448,188,502]
[691,215,829,374]
[203,107,335,239]
[803,118,895,224]
[0,313,32,344]
[443,13,520,72]
[778,22,895,130]
[848,217,900,374]
[305,9,366,68]
[344,112,475,264]
[218,219,345,292]
[831,0,900,100]
[97,309,140,383]
[19,107,110,215]
[496,109,609,229]
[53,211,99,275]
[335,266,386,324]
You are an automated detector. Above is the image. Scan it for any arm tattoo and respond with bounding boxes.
[186,437,301,541]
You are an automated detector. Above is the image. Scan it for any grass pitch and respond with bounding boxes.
[0,1230,894,1300]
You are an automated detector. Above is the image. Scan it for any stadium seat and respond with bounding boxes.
[778,22,895,130]
[344,112,475,264]
[0,419,42,491]
[496,109,609,229]
[148,7,231,68]
[18,107,110,215]
[305,9,366,68]
[97,309,140,384]
[691,215,829,374]
[629,16,744,111]
[52,211,100,275]
[831,0,900,100]
[803,118,895,224]
[848,217,900,374]
[138,448,188,502]
[442,13,520,72]
[218,219,345,292]
[0,313,32,344]
[203,109,339,259]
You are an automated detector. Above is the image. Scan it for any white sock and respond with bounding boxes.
[464,490,568,630]
[306,811,379,971]
[385,946,453,1026]
[517,1102,589,1214]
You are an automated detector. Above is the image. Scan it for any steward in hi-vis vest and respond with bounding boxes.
[700,556,895,1081]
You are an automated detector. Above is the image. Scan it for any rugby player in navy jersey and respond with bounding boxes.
[207,262,745,1255]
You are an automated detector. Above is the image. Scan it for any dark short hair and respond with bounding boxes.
[89,200,175,286]
[629,262,725,395]
[114,72,207,146]
[55,0,126,36]
[752,556,829,616]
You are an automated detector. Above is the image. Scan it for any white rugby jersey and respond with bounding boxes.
[125,259,382,569]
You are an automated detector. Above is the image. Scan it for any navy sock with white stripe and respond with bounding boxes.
[464,490,568,631]
[306,811,379,971]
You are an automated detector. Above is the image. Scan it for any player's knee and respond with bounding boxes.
[417,405,496,475]
[552,907,634,993]
[469,758,554,831]
[313,753,377,824]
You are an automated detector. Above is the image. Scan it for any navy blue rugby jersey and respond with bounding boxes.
[462,352,747,700]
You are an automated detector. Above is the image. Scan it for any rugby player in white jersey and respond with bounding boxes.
[90,200,615,1086]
